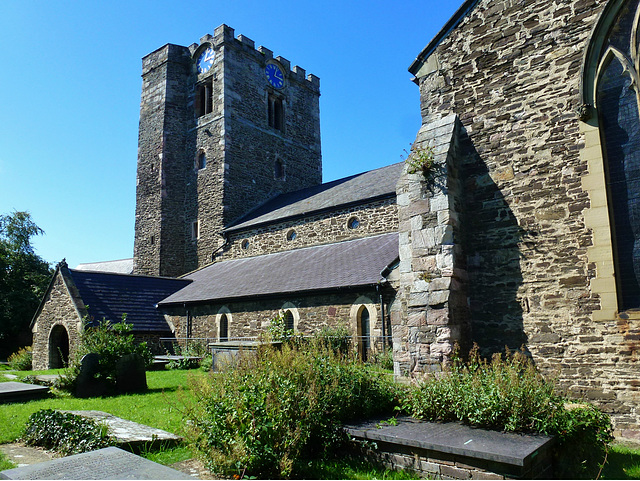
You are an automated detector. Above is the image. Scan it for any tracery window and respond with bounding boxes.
[596,0,640,309]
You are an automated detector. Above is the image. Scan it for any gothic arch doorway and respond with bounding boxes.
[48,324,69,369]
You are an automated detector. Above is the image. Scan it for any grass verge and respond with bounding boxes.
[0,452,16,471]
[0,369,200,444]
[601,442,640,479]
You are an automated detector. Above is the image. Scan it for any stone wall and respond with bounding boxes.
[393,115,470,377]
[409,0,640,431]
[221,199,397,260]
[31,270,84,370]
[163,288,395,352]
[133,43,192,277]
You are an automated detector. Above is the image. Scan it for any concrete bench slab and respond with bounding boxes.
[0,382,49,403]
[0,446,193,480]
[63,411,182,451]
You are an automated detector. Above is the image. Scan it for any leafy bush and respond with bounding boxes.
[23,409,114,455]
[369,347,394,371]
[265,312,300,344]
[167,341,208,370]
[314,324,352,355]
[8,346,32,371]
[184,341,397,478]
[400,345,613,479]
[62,317,151,392]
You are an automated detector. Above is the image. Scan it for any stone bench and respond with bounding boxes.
[0,446,192,480]
[344,417,555,479]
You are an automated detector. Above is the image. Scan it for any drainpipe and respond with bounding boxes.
[211,232,230,262]
[184,303,191,350]
[376,283,386,350]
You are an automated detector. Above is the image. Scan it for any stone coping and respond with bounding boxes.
[344,417,554,467]
[0,446,192,480]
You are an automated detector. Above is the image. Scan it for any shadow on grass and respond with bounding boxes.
[295,455,416,480]
[600,444,640,479]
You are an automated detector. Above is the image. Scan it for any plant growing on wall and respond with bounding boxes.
[403,143,436,176]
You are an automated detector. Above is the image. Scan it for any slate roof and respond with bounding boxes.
[225,162,404,232]
[75,258,134,275]
[69,270,191,332]
[159,232,399,306]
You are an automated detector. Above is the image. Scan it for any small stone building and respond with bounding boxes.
[31,0,640,436]
[31,261,189,370]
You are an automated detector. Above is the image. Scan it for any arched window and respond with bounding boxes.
[358,306,371,362]
[219,314,229,342]
[284,310,294,331]
[268,94,284,131]
[595,0,640,309]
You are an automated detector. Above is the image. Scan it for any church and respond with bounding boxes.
[31,0,640,437]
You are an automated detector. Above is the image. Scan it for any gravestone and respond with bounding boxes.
[115,353,147,394]
[0,446,193,479]
[75,353,107,398]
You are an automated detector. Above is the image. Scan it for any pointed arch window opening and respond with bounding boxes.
[284,310,294,331]
[596,0,640,310]
[219,314,229,342]
[358,307,371,362]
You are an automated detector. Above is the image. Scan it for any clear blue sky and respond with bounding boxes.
[0,0,463,269]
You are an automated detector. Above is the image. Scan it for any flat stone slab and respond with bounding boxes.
[344,416,554,467]
[0,446,193,479]
[64,411,182,451]
[0,383,49,403]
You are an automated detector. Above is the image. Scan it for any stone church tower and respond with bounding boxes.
[133,25,322,277]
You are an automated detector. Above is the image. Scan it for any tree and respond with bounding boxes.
[0,211,53,359]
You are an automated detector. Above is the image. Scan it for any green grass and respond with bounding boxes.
[0,369,201,444]
[0,452,16,471]
[600,442,640,479]
[297,456,417,480]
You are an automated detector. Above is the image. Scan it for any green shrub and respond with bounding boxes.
[167,341,208,370]
[369,347,394,371]
[314,324,352,355]
[400,345,613,479]
[7,346,32,371]
[22,409,114,455]
[61,317,151,392]
[183,341,397,478]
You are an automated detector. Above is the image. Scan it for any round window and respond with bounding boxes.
[286,229,297,241]
[347,217,360,229]
[241,239,250,250]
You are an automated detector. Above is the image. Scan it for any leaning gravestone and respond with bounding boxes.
[75,353,108,398]
[115,353,147,394]
[0,446,193,480]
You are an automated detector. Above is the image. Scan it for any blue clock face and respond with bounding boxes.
[197,47,214,74]
[265,63,284,89]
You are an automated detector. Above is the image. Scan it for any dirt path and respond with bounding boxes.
[0,443,54,467]
[0,443,217,479]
